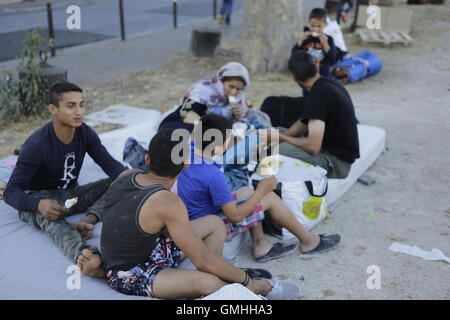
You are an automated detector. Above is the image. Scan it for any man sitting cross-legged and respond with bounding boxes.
[177,114,341,263]
[3,82,126,270]
[78,129,299,299]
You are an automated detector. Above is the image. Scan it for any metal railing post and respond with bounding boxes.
[119,0,126,40]
[46,3,55,57]
[173,0,178,29]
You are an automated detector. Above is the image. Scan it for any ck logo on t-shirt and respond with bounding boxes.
[60,152,77,189]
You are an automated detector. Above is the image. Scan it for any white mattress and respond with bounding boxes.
[0,119,385,299]
[326,124,386,212]
[0,201,149,300]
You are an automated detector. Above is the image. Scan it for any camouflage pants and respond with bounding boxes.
[18,179,111,263]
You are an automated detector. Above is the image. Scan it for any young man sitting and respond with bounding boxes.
[177,114,341,263]
[261,51,360,179]
[79,129,299,299]
[3,82,126,270]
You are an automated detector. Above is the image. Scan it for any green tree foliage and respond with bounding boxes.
[0,29,51,122]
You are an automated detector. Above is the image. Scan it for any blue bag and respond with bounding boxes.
[332,50,382,84]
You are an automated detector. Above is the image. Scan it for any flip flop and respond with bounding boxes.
[242,268,272,279]
[255,243,298,263]
[301,234,341,255]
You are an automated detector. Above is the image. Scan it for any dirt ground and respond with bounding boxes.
[0,3,449,299]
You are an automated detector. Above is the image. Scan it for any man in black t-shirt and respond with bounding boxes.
[260,52,359,179]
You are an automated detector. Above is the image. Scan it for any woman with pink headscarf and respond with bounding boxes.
[158,62,251,133]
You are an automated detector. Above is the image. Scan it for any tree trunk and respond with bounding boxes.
[241,0,303,73]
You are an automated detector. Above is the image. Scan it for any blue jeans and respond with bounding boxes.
[336,0,354,24]
[18,179,111,263]
[220,0,234,24]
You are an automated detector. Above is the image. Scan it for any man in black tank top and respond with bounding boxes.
[77,129,298,299]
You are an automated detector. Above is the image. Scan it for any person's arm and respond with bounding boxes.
[297,31,311,48]
[145,191,249,285]
[4,142,43,212]
[285,119,308,137]
[3,142,68,219]
[220,177,277,224]
[180,99,208,124]
[86,127,126,180]
[258,120,307,150]
[279,119,325,155]
[323,36,337,64]
[291,43,302,56]
[231,94,248,122]
[318,33,330,53]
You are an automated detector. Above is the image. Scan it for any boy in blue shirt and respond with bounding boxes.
[177,114,341,262]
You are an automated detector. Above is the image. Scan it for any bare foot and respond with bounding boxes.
[71,221,94,240]
[252,239,273,260]
[76,249,106,279]
[300,234,321,253]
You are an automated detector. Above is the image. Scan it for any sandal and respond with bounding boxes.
[301,234,341,255]
[255,243,297,263]
[242,268,272,279]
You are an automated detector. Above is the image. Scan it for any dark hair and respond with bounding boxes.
[288,51,318,82]
[309,8,327,21]
[147,129,185,178]
[193,114,232,152]
[49,82,83,107]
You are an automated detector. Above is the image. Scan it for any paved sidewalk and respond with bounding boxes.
[0,8,244,88]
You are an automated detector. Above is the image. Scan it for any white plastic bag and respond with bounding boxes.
[281,180,329,235]
[251,155,329,235]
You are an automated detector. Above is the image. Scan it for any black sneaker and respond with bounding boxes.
[242,268,272,279]
[302,234,341,255]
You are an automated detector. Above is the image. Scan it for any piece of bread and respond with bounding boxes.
[257,157,282,176]
[64,197,78,209]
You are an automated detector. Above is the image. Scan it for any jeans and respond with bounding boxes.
[220,0,234,24]
[336,0,354,24]
[18,179,111,263]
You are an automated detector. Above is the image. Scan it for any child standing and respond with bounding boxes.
[336,0,354,25]
[292,8,337,77]
[218,0,234,26]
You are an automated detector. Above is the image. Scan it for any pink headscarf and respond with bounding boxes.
[184,62,250,121]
